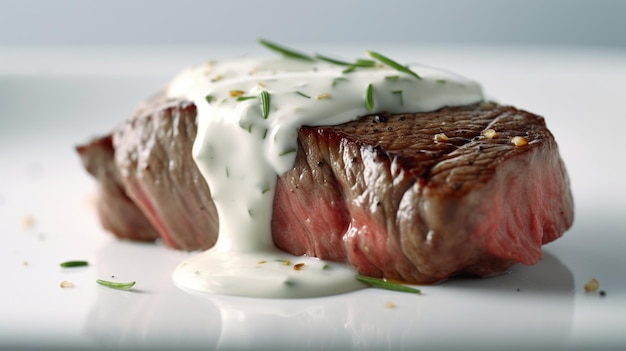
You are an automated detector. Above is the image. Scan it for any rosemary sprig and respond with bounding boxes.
[260,90,270,119]
[295,91,311,99]
[355,58,377,67]
[96,279,136,290]
[356,275,421,294]
[367,51,421,79]
[236,95,257,101]
[60,260,88,268]
[342,59,377,74]
[315,54,377,71]
[258,38,313,61]
[332,77,348,87]
[238,120,252,133]
[279,148,296,156]
[314,53,353,66]
[365,83,374,111]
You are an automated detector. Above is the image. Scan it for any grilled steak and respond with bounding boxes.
[76,99,573,283]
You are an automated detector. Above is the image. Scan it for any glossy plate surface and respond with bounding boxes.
[1,44,625,351]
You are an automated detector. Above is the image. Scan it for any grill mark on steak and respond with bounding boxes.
[76,100,573,283]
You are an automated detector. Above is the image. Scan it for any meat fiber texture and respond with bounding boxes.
[76,99,574,284]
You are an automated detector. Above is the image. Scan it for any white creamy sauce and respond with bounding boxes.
[169,52,483,298]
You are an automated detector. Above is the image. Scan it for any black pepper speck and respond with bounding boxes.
[375,114,389,122]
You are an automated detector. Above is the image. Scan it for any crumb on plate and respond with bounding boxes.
[60,280,75,288]
[385,301,396,309]
[21,215,35,230]
[584,278,599,292]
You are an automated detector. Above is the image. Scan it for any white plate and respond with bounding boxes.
[1,44,625,351]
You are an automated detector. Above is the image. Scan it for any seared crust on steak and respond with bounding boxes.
[77,100,573,283]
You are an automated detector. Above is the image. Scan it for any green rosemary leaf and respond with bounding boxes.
[315,54,376,68]
[342,65,357,74]
[385,75,400,81]
[260,90,270,119]
[354,58,377,67]
[236,95,257,101]
[366,50,421,79]
[436,79,447,84]
[356,275,421,294]
[341,59,377,74]
[295,91,311,99]
[96,279,136,290]
[332,77,349,87]
[365,83,374,111]
[314,53,352,66]
[262,128,269,139]
[238,120,251,133]
[279,148,296,156]
[205,95,215,103]
[60,260,88,268]
[258,38,313,61]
